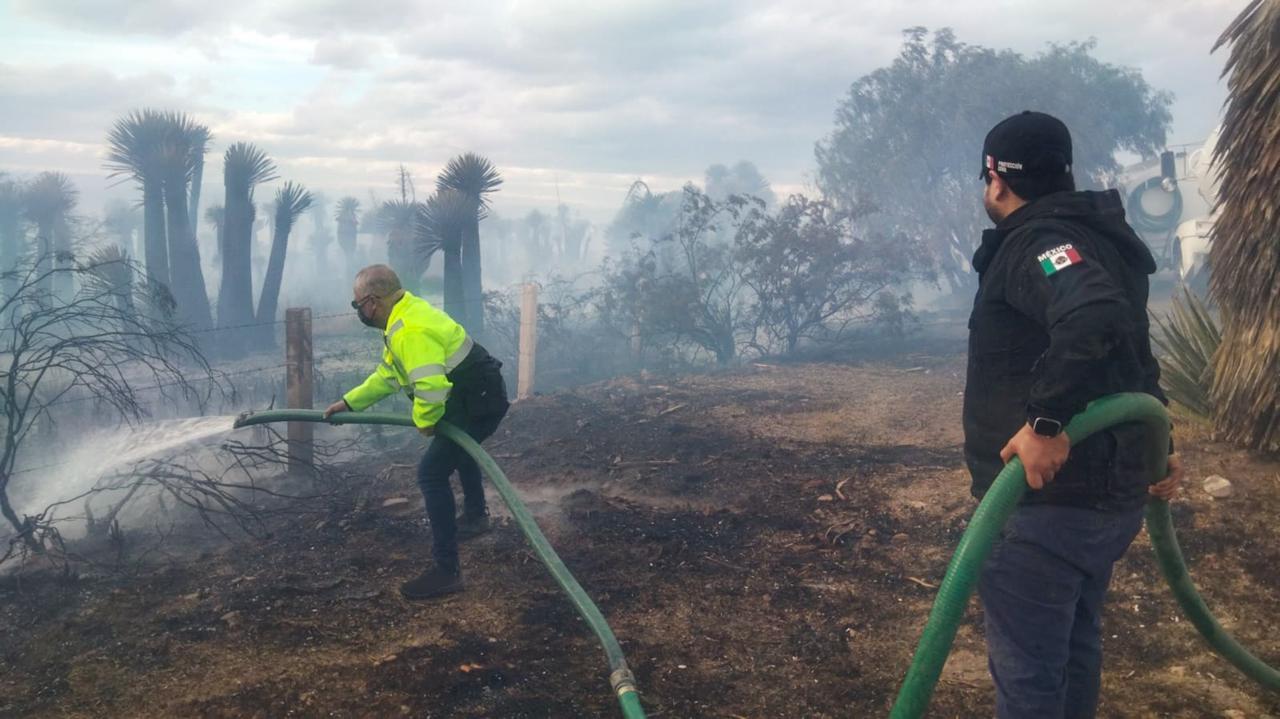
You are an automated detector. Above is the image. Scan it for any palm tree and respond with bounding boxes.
[379,198,420,290]
[1209,0,1280,452]
[415,189,471,320]
[335,196,360,271]
[436,153,502,333]
[103,200,142,260]
[105,109,171,286]
[218,142,277,343]
[158,111,214,331]
[256,181,313,346]
[23,171,78,298]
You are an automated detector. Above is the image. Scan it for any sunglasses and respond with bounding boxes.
[350,294,377,310]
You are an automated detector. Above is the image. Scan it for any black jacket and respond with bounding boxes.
[963,189,1166,511]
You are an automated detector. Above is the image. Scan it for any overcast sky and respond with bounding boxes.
[0,0,1236,224]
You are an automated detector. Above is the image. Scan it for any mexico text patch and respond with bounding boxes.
[1036,244,1083,276]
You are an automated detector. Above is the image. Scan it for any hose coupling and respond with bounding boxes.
[610,665,638,698]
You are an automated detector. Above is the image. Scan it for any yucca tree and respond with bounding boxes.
[205,204,225,263]
[218,142,277,341]
[416,188,471,319]
[0,174,25,271]
[103,199,142,260]
[23,171,78,298]
[187,124,212,242]
[1209,0,1280,451]
[436,152,502,333]
[158,111,214,331]
[335,196,360,270]
[83,244,137,322]
[307,192,332,276]
[379,198,420,290]
[256,181,313,346]
[105,109,171,286]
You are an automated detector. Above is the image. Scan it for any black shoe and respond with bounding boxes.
[456,513,492,540]
[399,566,464,600]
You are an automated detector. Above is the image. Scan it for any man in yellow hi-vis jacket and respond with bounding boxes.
[324,265,509,599]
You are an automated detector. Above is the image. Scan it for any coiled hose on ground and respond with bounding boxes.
[890,393,1280,718]
[232,410,646,719]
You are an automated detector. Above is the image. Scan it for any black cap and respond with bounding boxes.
[980,111,1073,180]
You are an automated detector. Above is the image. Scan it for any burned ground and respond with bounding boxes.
[1,352,1277,718]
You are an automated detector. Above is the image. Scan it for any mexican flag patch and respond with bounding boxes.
[1036,244,1084,276]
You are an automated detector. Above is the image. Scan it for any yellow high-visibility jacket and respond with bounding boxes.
[343,291,473,428]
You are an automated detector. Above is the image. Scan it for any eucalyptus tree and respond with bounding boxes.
[436,153,502,334]
[415,189,471,321]
[159,111,214,331]
[218,142,277,341]
[335,196,360,270]
[105,109,172,286]
[256,182,314,347]
[22,171,78,298]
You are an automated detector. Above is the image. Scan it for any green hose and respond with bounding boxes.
[232,409,646,719]
[890,393,1279,718]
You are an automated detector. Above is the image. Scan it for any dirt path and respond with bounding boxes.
[2,357,1277,718]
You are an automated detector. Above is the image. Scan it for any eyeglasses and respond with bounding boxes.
[350,294,377,310]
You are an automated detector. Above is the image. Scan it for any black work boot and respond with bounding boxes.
[456,513,492,541]
[399,566,463,600]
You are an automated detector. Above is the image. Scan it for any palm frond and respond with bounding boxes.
[415,188,472,259]
[273,182,314,235]
[335,197,361,223]
[223,142,279,193]
[436,153,503,208]
[204,204,225,228]
[376,199,418,234]
[82,244,134,294]
[104,108,171,183]
[1152,287,1221,421]
[23,171,78,224]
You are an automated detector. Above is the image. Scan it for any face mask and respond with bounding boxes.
[356,303,379,328]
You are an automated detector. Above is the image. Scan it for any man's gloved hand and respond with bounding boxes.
[323,399,350,420]
[1000,423,1070,490]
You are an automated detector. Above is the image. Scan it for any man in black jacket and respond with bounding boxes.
[966,111,1182,718]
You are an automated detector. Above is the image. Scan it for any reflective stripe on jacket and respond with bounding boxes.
[342,291,473,428]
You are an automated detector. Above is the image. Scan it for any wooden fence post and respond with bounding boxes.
[517,283,538,400]
[285,307,313,474]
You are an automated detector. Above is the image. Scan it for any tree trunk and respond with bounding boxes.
[461,219,484,335]
[165,175,214,331]
[217,193,256,356]
[255,218,291,348]
[142,177,169,289]
[337,221,357,274]
[188,154,204,242]
[443,243,465,323]
[51,217,74,300]
[34,219,53,297]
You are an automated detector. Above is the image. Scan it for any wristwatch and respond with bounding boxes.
[1030,416,1064,438]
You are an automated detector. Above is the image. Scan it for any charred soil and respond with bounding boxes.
[2,353,1278,718]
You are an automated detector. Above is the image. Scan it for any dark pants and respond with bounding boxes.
[978,502,1145,719]
[417,374,508,573]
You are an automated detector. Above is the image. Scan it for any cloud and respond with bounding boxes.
[2,0,1232,223]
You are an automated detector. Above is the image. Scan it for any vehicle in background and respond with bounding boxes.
[1116,127,1221,292]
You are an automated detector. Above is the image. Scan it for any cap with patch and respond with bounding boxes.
[981,111,1073,180]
